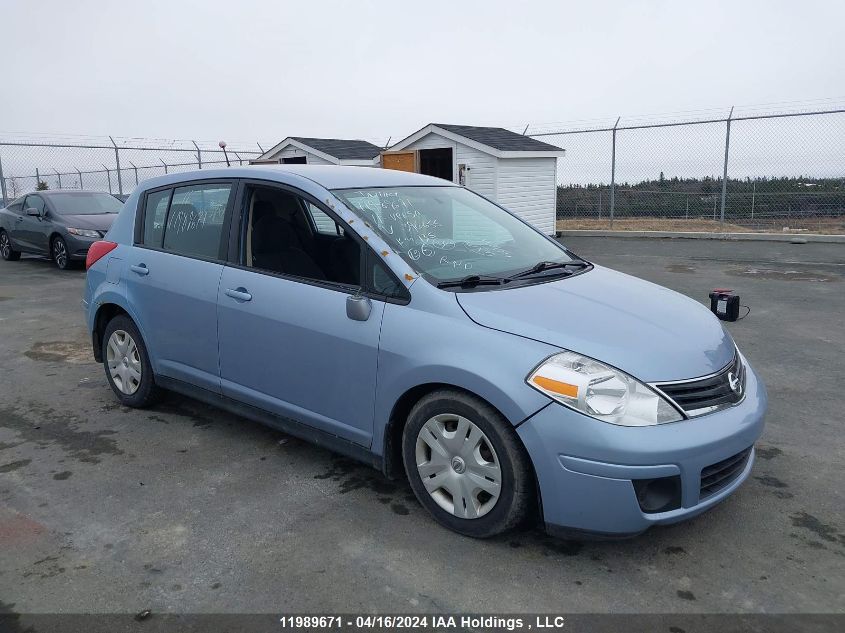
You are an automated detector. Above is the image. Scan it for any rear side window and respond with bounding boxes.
[143,189,171,247]
[161,184,233,260]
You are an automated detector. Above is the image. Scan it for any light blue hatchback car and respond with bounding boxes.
[84,165,766,539]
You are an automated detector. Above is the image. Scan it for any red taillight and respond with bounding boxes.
[86,241,118,270]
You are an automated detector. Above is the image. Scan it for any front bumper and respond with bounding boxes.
[65,234,99,260]
[517,359,767,537]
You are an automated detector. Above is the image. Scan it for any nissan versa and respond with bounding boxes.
[83,165,767,538]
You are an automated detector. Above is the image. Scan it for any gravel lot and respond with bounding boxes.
[0,236,843,616]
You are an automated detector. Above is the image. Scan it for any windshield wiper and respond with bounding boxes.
[508,260,590,280]
[436,275,512,289]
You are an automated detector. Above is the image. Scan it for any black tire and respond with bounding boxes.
[51,235,72,270]
[402,389,535,538]
[102,314,161,408]
[0,230,21,261]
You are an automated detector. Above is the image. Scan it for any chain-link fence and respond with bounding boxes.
[0,136,266,203]
[3,106,844,234]
[526,105,845,234]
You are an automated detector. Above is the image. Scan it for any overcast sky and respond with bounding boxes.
[3,0,844,145]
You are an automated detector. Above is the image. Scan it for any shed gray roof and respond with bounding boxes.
[289,137,382,160]
[432,124,562,152]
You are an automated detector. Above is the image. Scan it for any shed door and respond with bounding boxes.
[382,151,417,172]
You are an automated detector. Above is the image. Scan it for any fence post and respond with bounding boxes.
[751,180,756,220]
[719,106,734,229]
[192,141,202,169]
[129,161,139,186]
[36,168,41,187]
[109,136,124,195]
[54,169,62,189]
[102,165,112,193]
[77,168,83,190]
[0,151,7,206]
[160,159,168,175]
[609,116,620,228]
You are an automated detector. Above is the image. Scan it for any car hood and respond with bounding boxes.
[455,265,735,382]
[57,213,117,231]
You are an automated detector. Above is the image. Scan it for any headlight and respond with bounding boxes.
[67,228,100,238]
[527,351,683,426]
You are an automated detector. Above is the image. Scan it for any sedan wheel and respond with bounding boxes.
[52,237,69,269]
[415,413,502,519]
[106,329,142,395]
[0,231,20,261]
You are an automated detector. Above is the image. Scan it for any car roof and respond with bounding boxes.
[136,165,456,192]
[35,189,114,196]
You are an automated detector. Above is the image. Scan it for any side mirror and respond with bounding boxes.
[346,294,372,321]
[25,207,41,217]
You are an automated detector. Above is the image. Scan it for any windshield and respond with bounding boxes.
[49,192,124,215]
[333,186,578,283]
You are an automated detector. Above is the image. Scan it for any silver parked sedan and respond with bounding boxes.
[0,190,122,269]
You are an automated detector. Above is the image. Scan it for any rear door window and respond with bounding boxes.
[161,184,233,260]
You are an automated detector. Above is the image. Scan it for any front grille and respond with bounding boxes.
[653,354,745,416]
[699,447,752,498]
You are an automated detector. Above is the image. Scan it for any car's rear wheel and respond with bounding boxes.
[0,230,21,261]
[402,389,535,538]
[102,315,161,408]
[52,235,71,269]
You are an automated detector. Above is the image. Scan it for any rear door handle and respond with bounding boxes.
[130,264,149,276]
[225,287,252,302]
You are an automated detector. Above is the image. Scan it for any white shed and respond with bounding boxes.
[253,137,382,167]
[383,124,564,234]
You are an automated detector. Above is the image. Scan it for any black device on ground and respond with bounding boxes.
[709,289,741,321]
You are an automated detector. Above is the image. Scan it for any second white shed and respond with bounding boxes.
[383,124,565,234]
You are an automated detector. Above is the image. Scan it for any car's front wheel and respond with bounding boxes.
[102,315,161,408]
[402,389,535,538]
[0,230,21,261]
[51,235,71,269]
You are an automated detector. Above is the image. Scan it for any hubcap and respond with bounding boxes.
[415,413,502,519]
[106,330,142,395]
[0,233,9,258]
[54,239,67,268]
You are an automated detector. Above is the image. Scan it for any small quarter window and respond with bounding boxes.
[162,184,232,260]
[143,189,171,247]
[306,202,342,235]
[368,250,408,300]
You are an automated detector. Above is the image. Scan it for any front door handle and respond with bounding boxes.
[130,264,149,276]
[225,287,252,302]
[15,216,22,222]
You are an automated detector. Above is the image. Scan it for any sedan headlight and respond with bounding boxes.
[67,228,100,238]
[527,351,683,426]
